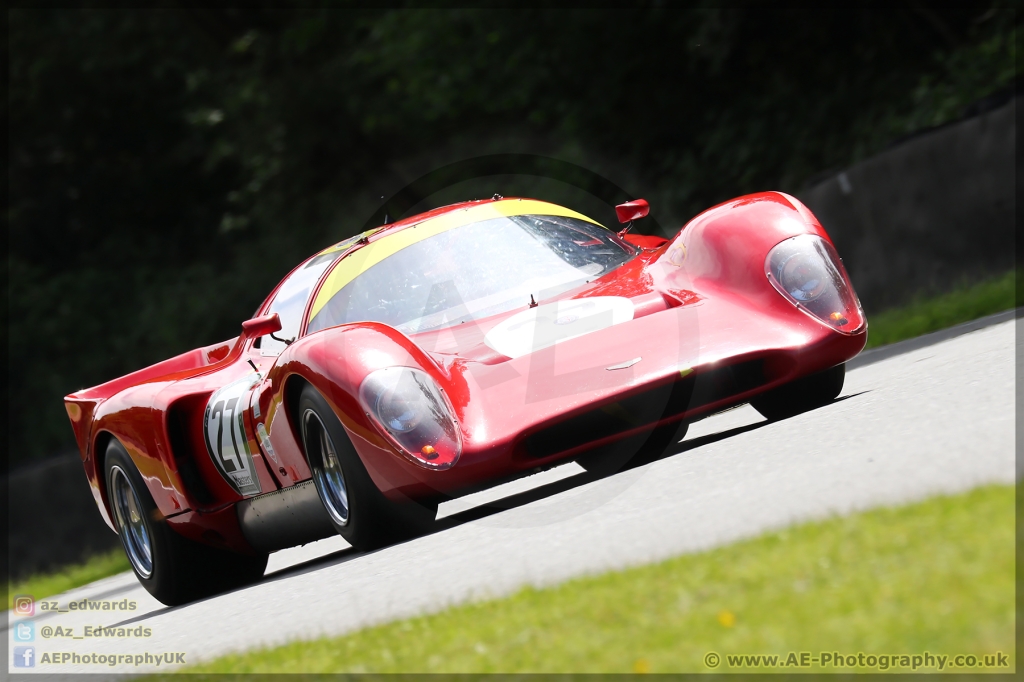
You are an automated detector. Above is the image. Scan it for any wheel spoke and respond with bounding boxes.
[304,409,350,526]
[110,466,154,578]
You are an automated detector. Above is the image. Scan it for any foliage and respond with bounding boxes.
[7,549,130,610]
[8,5,1018,466]
[177,485,1014,673]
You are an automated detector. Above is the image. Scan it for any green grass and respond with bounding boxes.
[179,484,1014,674]
[864,269,1018,348]
[7,549,130,610]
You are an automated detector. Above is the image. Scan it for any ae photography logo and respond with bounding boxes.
[32,651,186,667]
[704,650,1011,671]
[323,154,701,528]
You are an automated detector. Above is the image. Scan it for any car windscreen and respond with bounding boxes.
[259,251,341,356]
[306,214,634,335]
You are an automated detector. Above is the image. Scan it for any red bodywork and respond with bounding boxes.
[66,192,866,554]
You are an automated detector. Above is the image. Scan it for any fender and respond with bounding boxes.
[76,356,277,536]
[65,335,242,528]
[658,191,863,374]
[662,191,831,302]
[258,321,458,501]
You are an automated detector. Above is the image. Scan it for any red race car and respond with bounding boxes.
[66,193,866,604]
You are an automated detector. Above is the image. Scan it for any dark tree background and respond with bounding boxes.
[8,4,1018,468]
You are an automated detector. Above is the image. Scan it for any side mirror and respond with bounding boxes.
[615,198,650,224]
[242,313,282,339]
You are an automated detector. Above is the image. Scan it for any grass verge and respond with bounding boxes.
[7,549,130,610]
[180,484,1014,674]
[864,269,1018,348]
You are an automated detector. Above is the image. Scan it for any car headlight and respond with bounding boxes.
[778,251,827,301]
[358,367,462,470]
[765,234,865,334]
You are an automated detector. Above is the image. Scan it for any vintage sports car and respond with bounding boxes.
[66,193,866,604]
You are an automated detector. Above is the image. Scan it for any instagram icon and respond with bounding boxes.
[13,595,34,616]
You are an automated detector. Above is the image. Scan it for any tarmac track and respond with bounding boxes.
[6,311,1018,674]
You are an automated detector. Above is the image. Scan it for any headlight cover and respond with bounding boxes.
[358,367,462,470]
[765,234,865,334]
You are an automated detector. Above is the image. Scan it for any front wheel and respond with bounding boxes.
[298,384,436,550]
[104,439,267,606]
[750,363,845,421]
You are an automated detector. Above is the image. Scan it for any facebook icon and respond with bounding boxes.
[14,646,35,668]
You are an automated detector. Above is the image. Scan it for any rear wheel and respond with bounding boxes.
[750,363,845,421]
[298,384,436,550]
[104,440,267,606]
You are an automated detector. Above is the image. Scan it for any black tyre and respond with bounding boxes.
[629,419,690,468]
[298,384,436,550]
[750,363,845,421]
[104,439,267,606]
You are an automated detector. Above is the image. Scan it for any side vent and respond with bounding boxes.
[166,394,216,506]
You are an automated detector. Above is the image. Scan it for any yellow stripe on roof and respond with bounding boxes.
[308,199,602,322]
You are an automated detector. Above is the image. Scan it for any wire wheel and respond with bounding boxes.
[302,408,351,526]
[109,464,154,578]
